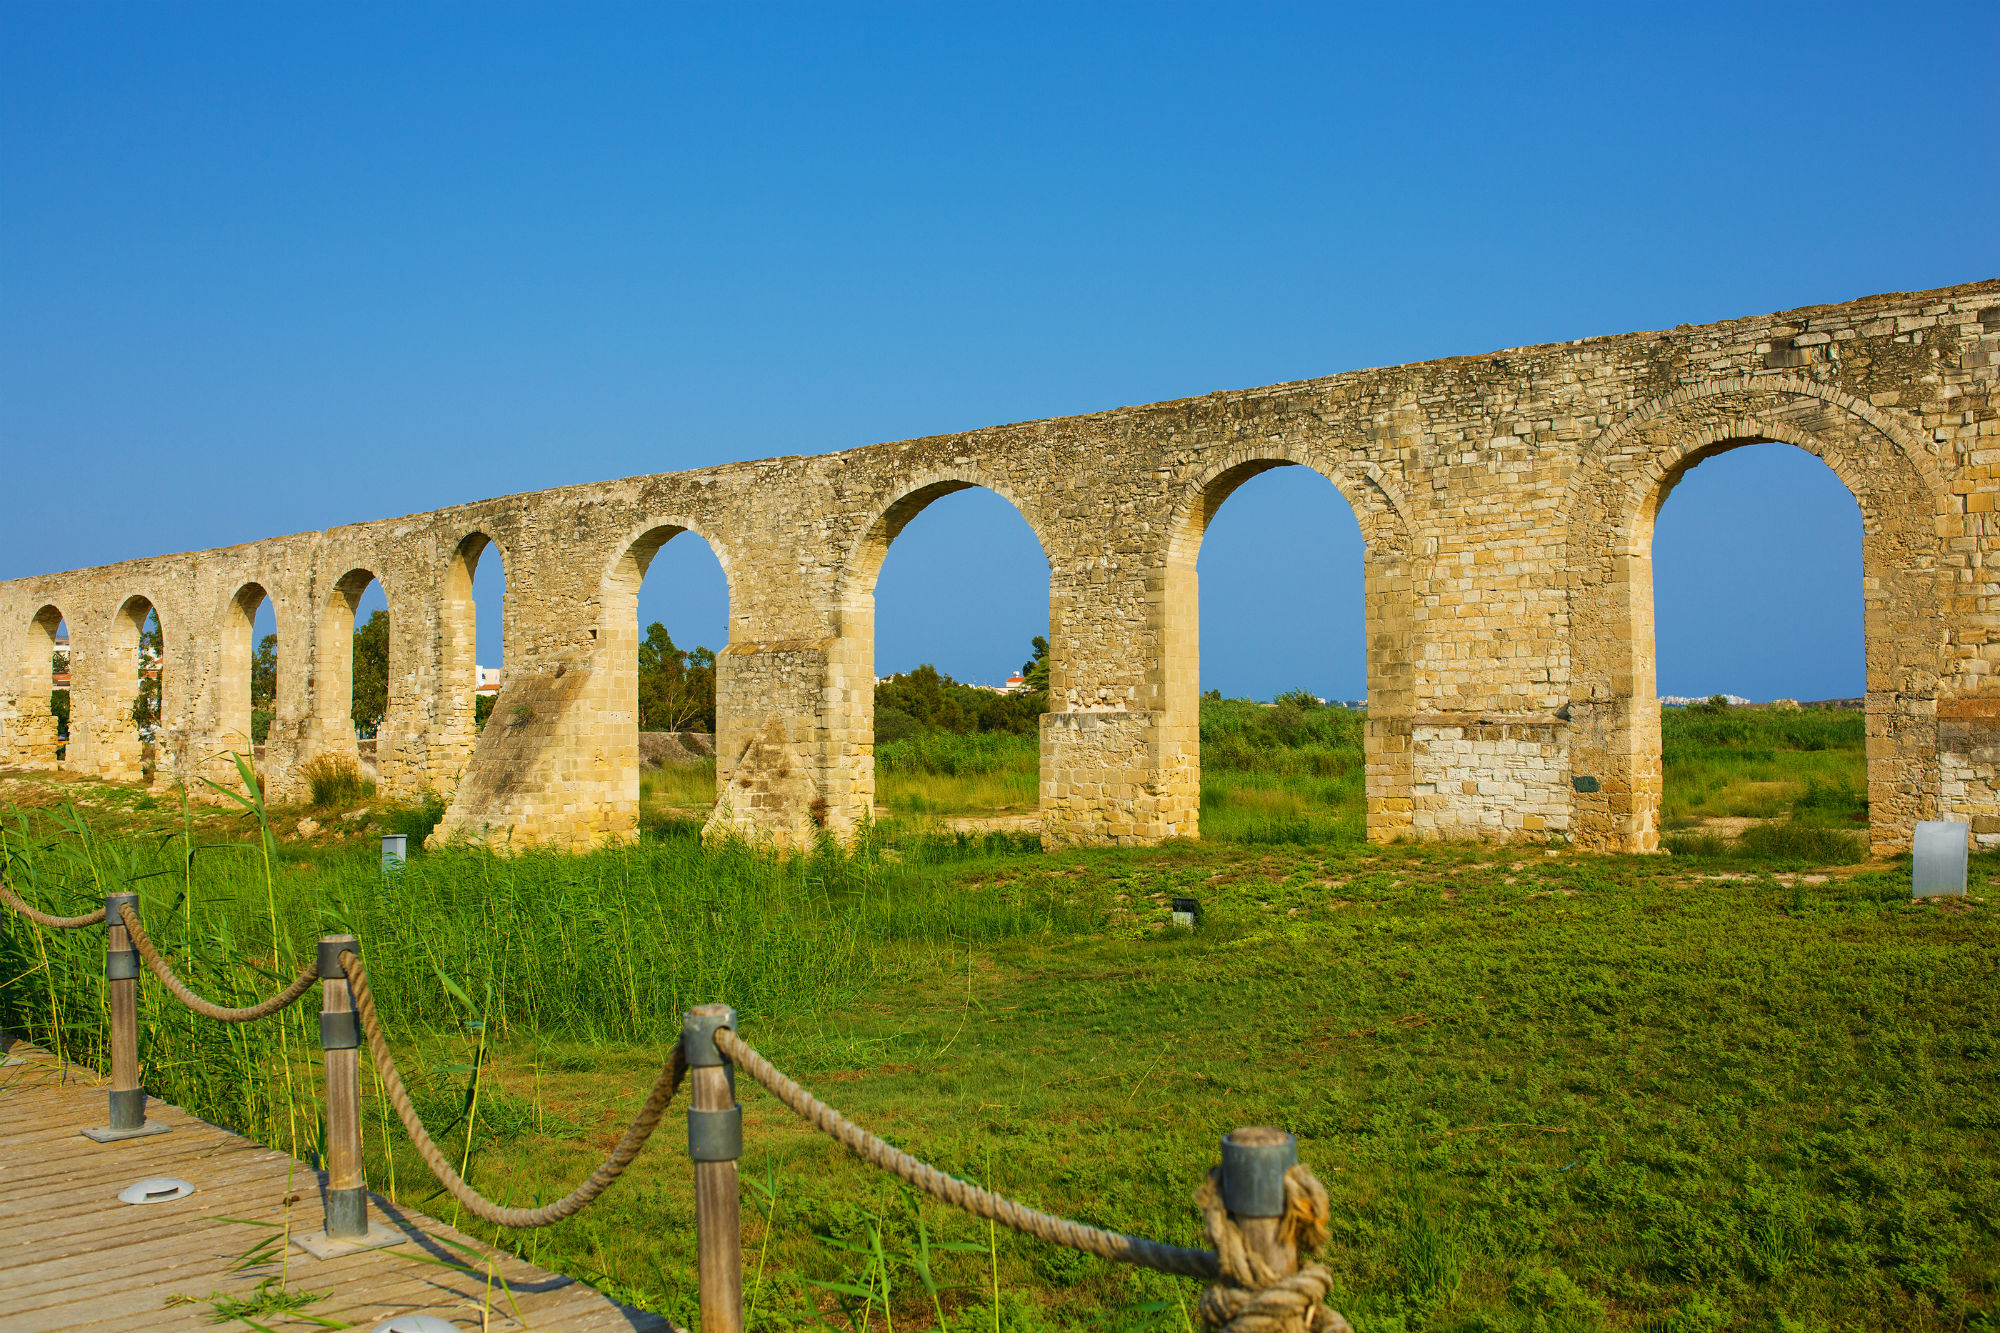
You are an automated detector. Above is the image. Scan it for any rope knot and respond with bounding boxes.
[1194,1163,1352,1333]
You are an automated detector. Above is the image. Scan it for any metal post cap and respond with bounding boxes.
[1219,1126,1297,1219]
[681,1005,737,1067]
[105,893,140,980]
[317,935,360,978]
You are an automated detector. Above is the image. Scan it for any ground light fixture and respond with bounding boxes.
[380,833,408,872]
[117,1177,195,1204]
[369,1318,461,1333]
[1170,896,1200,929]
[1912,820,1970,898]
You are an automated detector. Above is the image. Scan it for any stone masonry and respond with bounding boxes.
[3,280,1997,856]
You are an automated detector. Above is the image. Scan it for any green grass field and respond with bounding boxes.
[1660,706,1870,864]
[4,776,1994,1332]
[0,703,1945,1329]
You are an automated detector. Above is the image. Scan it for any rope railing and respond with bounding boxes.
[0,868,1350,1331]
[713,1026,1221,1279]
[118,902,320,1023]
[0,881,105,929]
[341,947,690,1229]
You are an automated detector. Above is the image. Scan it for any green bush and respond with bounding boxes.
[876,728,1038,776]
[1199,695,1364,775]
[389,789,449,846]
[1739,818,1866,864]
[301,755,375,807]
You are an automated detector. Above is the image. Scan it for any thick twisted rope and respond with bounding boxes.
[342,949,687,1228]
[0,881,106,930]
[1194,1165,1351,1333]
[714,1027,1221,1279]
[118,902,319,1022]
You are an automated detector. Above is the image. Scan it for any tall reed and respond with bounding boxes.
[0,810,1083,1151]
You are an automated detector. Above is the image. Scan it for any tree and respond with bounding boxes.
[874,646,1047,741]
[1022,635,1050,693]
[637,622,717,732]
[132,614,162,736]
[251,633,278,743]
[352,610,389,736]
[50,649,69,740]
[252,634,277,708]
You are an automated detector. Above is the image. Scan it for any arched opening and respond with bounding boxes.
[316,569,389,781]
[441,531,507,782]
[1645,442,1869,858]
[1154,454,1415,844]
[1565,386,1946,856]
[603,524,730,836]
[220,583,271,757]
[109,595,163,782]
[841,482,1051,831]
[252,595,278,748]
[1177,463,1370,843]
[24,605,67,769]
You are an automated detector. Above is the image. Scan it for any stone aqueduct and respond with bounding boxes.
[3,280,1997,856]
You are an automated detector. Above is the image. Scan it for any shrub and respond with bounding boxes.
[1198,695,1364,772]
[390,789,449,846]
[1663,832,1731,859]
[1739,818,1865,864]
[877,729,1037,776]
[300,754,375,808]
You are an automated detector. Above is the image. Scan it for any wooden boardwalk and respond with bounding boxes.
[1,1045,678,1333]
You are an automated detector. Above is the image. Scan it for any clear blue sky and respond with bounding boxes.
[5,4,1994,701]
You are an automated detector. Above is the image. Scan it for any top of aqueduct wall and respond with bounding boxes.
[7,276,1995,590]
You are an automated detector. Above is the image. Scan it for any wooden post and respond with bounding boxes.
[1219,1126,1299,1276]
[320,935,365,1237]
[684,1004,743,1333]
[81,893,169,1142]
[293,935,404,1259]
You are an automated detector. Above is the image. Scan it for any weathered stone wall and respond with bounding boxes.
[3,280,1995,854]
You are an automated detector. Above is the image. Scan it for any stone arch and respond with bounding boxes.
[834,469,1054,622]
[597,517,737,835]
[103,592,166,782]
[219,582,270,754]
[1157,443,1420,841]
[601,516,739,611]
[19,603,67,770]
[438,530,509,787]
[307,567,390,772]
[1164,444,1416,566]
[814,470,1055,837]
[1564,377,1949,854]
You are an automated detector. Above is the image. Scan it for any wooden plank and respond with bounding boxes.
[0,1045,681,1333]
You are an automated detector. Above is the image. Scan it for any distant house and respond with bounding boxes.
[475,666,502,698]
[1001,673,1028,693]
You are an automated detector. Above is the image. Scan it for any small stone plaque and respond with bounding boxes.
[1912,820,1969,898]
